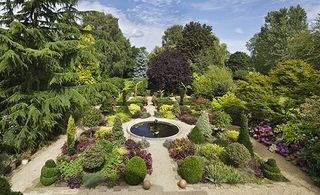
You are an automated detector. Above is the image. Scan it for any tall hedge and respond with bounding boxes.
[237,113,254,157]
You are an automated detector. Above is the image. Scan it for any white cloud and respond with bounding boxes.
[235,27,244,34]
[192,0,257,11]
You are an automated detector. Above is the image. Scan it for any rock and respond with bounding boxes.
[178,179,187,189]
[143,180,151,190]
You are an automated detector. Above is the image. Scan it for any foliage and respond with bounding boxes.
[263,159,282,181]
[226,143,251,167]
[83,174,106,189]
[220,130,239,142]
[67,115,76,155]
[128,104,141,115]
[179,156,203,184]
[82,107,104,127]
[67,175,83,189]
[147,49,192,93]
[168,139,195,160]
[195,111,212,136]
[94,127,111,140]
[226,51,252,73]
[163,139,173,148]
[247,5,308,73]
[40,159,59,186]
[301,96,320,126]
[206,163,244,184]
[82,143,105,170]
[212,111,232,130]
[162,25,183,48]
[275,120,307,146]
[138,138,150,149]
[100,96,116,114]
[58,158,84,181]
[237,113,254,157]
[154,97,175,107]
[106,113,130,127]
[127,147,153,175]
[133,51,148,80]
[188,127,205,144]
[0,177,12,194]
[112,116,125,145]
[197,144,226,162]
[193,66,235,98]
[157,104,175,119]
[125,156,147,185]
[178,112,197,125]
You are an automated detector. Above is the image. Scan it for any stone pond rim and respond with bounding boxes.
[127,118,182,139]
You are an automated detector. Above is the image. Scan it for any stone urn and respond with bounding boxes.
[178,179,187,189]
[143,180,151,190]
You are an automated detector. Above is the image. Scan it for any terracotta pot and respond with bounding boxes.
[178,179,187,189]
[143,180,151,190]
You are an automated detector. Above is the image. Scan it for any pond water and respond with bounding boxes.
[130,121,179,138]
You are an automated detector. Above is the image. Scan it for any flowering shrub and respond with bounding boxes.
[178,112,197,125]
[168,138,195,160]
[250,123,275,146]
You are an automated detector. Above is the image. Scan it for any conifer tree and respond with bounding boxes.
[237,112,254,157]
[195,111,212,137]
[133,51,148,81]
[67,115,76,155]
[112,116,125,145]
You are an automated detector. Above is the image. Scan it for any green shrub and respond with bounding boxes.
[195,111,212,136]
[179,156,203,184]
[212,111,232,129]
[226,143,251,167]
[188,127,205,144]
[96,140,114,153]
[106,113,130,127]
[173,102,181,117]
[83,174,106,189]
[212,139,229,147]
[263,159,282,181]
[128,104,141,115]
[58,158,83,181]
[0,177,11,194]
[125,156,147,185]
[100,96,116,114]
[206,163,244,184]
[67,115,76,155]
[40,159,59,186]
[94,126,112,139]
[112,116,125,145]
[82,144,105,170]
[82,107,103,127]
[238,113,254,156]
[220,130,239,142]
[197,144,226,162]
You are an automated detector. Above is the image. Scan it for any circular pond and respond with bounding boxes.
[129,120,179,138]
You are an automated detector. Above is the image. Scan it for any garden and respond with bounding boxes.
[0,1,319,194]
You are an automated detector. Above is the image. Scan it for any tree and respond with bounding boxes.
[82,11,138,78]
[226,52,252,72]
[177,21,218,62]
[162,25,183,48]
[133,51,148,81]
[237,113,254,157]
[192,66,234,98]
[247,5,308,73]
[67,115,76,155]
[195,111,212,137]
[112,116,125,145]
[147,49,192,93]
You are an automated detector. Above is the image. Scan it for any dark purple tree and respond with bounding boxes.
[147,49,192,93]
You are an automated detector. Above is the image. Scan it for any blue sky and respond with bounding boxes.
[78,0,320,53]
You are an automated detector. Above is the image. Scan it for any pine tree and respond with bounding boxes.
[195,111,212,136]
[237,112,254,157]
[112,116,125,145]
[67,115,76,155]
[188,126,205,144]
[133,51,147,81]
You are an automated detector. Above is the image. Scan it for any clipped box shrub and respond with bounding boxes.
[179,156,203,184]
[40,159,60,186]
[125,156,147,185]
[188,126,205,144]
[206,163,244,184]
[82,143,105,170]
[226,143,251,167]
[263,159,282,181]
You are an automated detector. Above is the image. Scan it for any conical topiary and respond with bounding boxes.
[188,126,205,144]
[40,159,60,186]
[112,116,125,145]
[263,159,282,181]
[237,112,254,157]
[195,111,212,136]
[67,115,76,155]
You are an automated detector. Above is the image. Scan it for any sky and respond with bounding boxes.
[77,0,320,53]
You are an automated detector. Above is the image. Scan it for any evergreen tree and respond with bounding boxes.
[188,126,205,144]
[133,51,148,81]
[67,115,76,155]
[112,116,125,145]
[237,112,254,157]
[195,111,212,137]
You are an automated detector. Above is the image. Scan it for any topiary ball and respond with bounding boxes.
[226,143,251,167]
[0,177,11,194]
[179,156,203,184]
[44,159,56,168]
[82,143,105,170]
[125,156,147,185]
